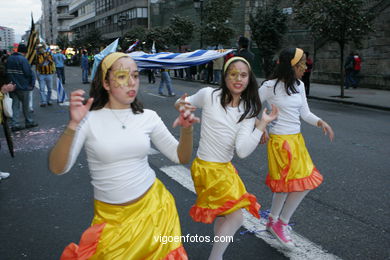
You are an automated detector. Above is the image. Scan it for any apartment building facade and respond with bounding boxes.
[41,0,74,44]
[0,26,15,51]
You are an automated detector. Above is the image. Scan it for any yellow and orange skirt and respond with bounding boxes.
[60,179,188,260]
[189,157,261,224]
[266,133,323,193]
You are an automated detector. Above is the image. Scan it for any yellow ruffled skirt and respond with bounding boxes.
[266,133,323,193]
[60,179,188,260]
[190,157,261,224]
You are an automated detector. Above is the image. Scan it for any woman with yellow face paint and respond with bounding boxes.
[49,52,200,259]
[175,56,279,260]
[259,48,334,248]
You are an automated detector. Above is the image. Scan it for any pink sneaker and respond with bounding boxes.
[266,215,277,231]
[269,219,294,247]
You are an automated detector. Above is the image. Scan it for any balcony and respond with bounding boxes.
[57,26,71,32]
[57,0,72,7]
[58,13,74,20]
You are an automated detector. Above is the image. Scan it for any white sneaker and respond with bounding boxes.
[0,171,10,179]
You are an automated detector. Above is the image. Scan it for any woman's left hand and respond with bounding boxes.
[173,93,200,128]
[318,120,334,141]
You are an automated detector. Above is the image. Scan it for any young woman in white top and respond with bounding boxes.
[259,48,334,248]
[177,56,278,260]
[49,52,199,259]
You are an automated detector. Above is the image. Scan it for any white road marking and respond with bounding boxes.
[147,93,166,98]
[160,165,342,260]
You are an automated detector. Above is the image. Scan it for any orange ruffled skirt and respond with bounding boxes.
[60,179,188,260]
[190,157,261,224]
[266,133,323,193]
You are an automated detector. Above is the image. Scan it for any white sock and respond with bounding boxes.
[270,192,288,218]
[279,190,310,224]
[208,210,243,260]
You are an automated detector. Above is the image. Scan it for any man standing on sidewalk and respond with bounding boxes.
[344,51,355,89]
[36,45,55,107]
[235,36,255,67]
[6,44,38,131]
[302,51,313,96]
[81,51,89,84]
[53,49,66,85]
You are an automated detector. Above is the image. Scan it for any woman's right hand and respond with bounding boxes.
[68,89,94,130]
[173,93,200,128]
[1,83,16,94]
[256,104,279,132]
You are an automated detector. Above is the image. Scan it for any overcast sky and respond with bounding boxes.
[0,0,42,42]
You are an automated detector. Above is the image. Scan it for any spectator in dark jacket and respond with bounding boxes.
[81,51,89,84]
[235,36,255,68]
[6,44,38,132]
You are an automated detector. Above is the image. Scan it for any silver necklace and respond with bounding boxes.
[109,107,132,129]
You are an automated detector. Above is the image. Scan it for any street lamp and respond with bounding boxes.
[193,0,204,48]
[117,14,127,38]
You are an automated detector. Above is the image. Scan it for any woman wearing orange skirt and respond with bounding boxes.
[259,48,334,248]
[177,56,278,259]
[49,52,199,259]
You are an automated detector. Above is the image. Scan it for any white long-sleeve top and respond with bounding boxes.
[186,87,263,163]
[60,108,180,204]
[259,79,320,135]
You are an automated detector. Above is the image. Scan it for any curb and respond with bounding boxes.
[308,96,390,111]
[169,76,390,111]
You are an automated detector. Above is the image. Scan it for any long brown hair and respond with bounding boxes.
[214,59,261,123]
[89,56,143,113]
[269,48,301,95]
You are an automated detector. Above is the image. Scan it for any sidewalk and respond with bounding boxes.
[254,77,390,111]
[302,81,390,111]
[168,74,390,111]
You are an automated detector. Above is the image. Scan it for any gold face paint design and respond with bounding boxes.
[112,66,131,88]
[295,60,307,71]
[227,67,248,81]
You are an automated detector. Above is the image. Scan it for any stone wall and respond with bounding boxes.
[283,1,390,90]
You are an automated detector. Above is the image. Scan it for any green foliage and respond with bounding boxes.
[145,27,172,51]
[71,28,105,51]
[56,34,70,50]
[201,0,235,47]
[293,0,374,46]
[249,2,288,76]
[294,0,374,97]
[82,28,104,51]
[168,15,194,49]
[121,26,147,51]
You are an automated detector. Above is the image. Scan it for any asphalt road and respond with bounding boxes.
[0,66,389,260]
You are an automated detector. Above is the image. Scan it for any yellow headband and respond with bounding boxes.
[102,52,129,80]
[291,48,304,66]
[223,56,251,73]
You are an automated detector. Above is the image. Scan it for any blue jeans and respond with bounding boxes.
[10,90,35,127]
[213,70,221,84]
[82,69,89,83]
[159,71,175,95]
[37,73,54,104]
[56,67,65,84]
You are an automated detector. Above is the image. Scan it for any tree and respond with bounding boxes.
[56,34,70,50]
[249,1,287,77]
[294,0,374,98]
[82,28,104,52]
[168,15,194,51]
[145,27,172,51]
[121,26,147,51]
[201,0,235,48]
